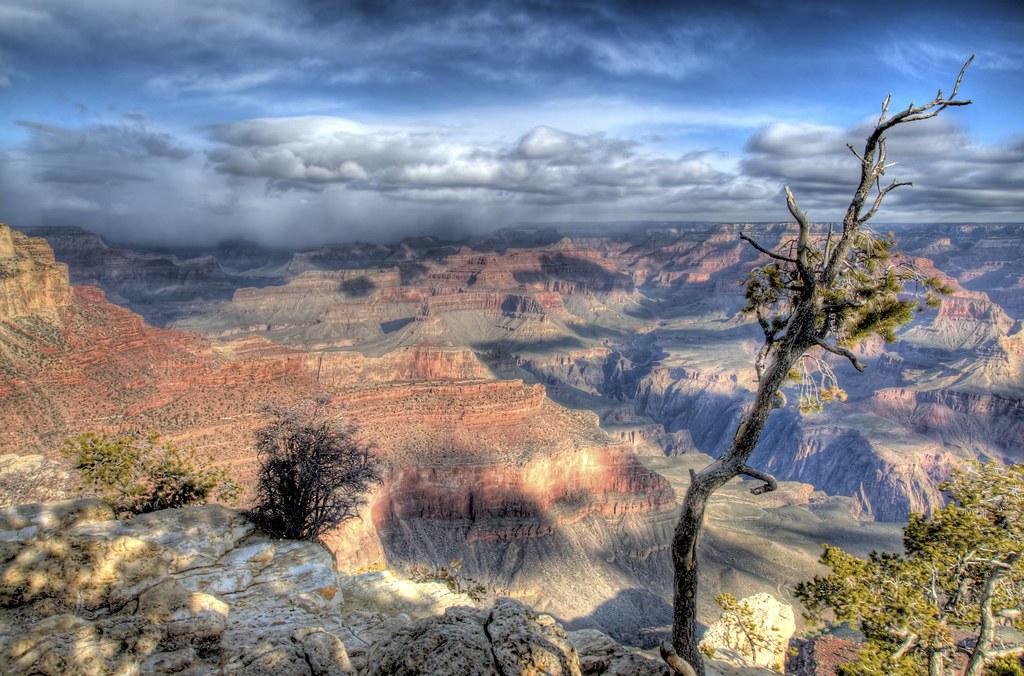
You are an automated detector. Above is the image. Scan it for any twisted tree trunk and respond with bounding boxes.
[670,337,802,674]
[665,60,971,674]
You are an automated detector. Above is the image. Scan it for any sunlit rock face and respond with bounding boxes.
[0,500,353,675]
[310,341,679,645]
[375,446,674,543]
[28,220,1018,524]
[0,225,73,322]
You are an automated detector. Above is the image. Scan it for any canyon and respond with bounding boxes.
[2,220,1022,647]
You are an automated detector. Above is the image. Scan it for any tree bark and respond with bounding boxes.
[927,648,943,676]
[964,552,1023,676]
[671,343,798,673]
[672,467,730,674]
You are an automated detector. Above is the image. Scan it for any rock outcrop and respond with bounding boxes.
[0,500,693,675]
[699,593,795,671]
[364,598,582,675]
[0,500,351,674]
[22,226,289,327]
[0,225,72,322]
[0,226,320,479]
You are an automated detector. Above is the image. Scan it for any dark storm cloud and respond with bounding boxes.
[34,167,150,185]
[15,120,192,162]
[0,0,1021,246]
[0,0,742,110]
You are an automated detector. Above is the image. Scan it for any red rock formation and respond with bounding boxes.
[0,225,319,479]
[374,446,674,544]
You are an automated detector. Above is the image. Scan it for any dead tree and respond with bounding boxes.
[249,396,383,542]
[667,58,974,675]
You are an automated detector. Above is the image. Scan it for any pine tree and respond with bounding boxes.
[664,58,973,675]
[796,461,1024,675]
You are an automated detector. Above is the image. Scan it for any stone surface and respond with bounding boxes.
[0,500,678,675]
[0,225,72,322]
[0,501,353,675]
[699,593,795,671]
[569,629,671,675]
[364,598,581,676]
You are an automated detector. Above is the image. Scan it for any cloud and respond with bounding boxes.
[34,166,149,185]
[0,0,743,112]
[148,69,286,96]
[15,120,193,161]
[204,116,750,210]
[5,102,1019,251]
[0,4,50,37]
[742,116,1024,221]
[0,0,1021,251]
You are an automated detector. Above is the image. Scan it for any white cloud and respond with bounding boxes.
[204,116,743,208]
[2,103,1021,251]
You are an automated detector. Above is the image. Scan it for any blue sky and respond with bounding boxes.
[0,0,1022,247]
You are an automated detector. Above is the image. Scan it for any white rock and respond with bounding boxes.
[699,593,795,672]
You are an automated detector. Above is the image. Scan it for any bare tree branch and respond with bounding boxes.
[784,186,815,286]
[858,179,913,225]
[812,338,866,371]
[661,641,698,676]
[739,465,778,495]
[740,230,798,263]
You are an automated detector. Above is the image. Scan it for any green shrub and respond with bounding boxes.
[62,432,241,517]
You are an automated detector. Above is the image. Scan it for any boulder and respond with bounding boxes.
[699,593,795,671]
[364,598,582,675]
[0,499,705,676]
[0,501,353,675]
[569,628,671,675]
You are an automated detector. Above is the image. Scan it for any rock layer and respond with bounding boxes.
[0,225,72,322]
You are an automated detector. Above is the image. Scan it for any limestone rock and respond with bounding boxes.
[0,224,73,322]
[365,605,497,675]
[700,593,795,671]
[0,501,353,675]
[294,628,354,675]
[0,498,112,538]
[364,598,582,676]
[569,628,671,675]
[338,570,479,617]
[1,614,135,675]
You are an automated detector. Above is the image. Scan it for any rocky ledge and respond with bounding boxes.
[0,500,765,675]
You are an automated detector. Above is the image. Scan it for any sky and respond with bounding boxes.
[0,0,1022,248]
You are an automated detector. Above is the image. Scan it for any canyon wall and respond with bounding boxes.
[0,225,72,321]
[0,225,319,476]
